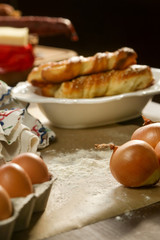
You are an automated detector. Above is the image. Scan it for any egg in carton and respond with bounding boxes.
[0,175,55,240]
[13,176,56,231]
[0,152,56,240]
[0,210,17,240]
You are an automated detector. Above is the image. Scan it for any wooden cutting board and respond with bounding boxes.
[34,45,77,66]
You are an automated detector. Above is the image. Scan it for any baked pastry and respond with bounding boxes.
[27,47,137,85]
[40,64,153,99]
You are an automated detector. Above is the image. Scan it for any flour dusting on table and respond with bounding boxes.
[25,149,160,240]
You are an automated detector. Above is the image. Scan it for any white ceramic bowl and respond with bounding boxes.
[11,68,160,129]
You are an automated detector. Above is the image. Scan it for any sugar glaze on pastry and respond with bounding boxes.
[27,47,137,85]
[40,64,153,99]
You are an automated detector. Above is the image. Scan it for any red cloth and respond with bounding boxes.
[0,44,34,73]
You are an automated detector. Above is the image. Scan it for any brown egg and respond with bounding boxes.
[11,153,50,184]
[0,163,33,198]
[0,185,12,220]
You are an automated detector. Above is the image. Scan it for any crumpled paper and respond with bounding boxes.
[0,80,56,161]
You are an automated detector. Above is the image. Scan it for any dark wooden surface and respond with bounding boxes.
[50,202,160,240]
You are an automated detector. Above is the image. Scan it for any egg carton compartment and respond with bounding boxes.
[0,176,55,240]
[0,210,17,240]
[34,177,54,212]
[12,193,36,231]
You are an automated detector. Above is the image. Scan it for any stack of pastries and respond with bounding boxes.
[27,47,154,99]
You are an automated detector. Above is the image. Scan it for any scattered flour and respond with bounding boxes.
[24,148,160,240]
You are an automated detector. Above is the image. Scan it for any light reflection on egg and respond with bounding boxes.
[11,152,51,184]
[0,163,33,198]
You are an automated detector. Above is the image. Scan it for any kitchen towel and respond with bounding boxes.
[0,80,56,161]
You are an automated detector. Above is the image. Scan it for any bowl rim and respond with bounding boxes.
[11,67,160,104]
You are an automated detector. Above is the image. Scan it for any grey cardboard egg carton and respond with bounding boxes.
[0,176,55,240]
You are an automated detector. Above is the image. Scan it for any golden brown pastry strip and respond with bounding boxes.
[27,47,137,85]
[40,64,153,99]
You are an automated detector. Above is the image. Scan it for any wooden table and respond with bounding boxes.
[50,201,160,240]
[12,99,160,240]
[34,45,77,66]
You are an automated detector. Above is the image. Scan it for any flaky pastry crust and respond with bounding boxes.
[40,64,153,99]
[27,47,137,85]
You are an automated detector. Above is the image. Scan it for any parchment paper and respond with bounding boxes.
[13,148,160,240]
[12,102,160,240]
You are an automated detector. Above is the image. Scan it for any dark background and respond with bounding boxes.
[1,0,160,68]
